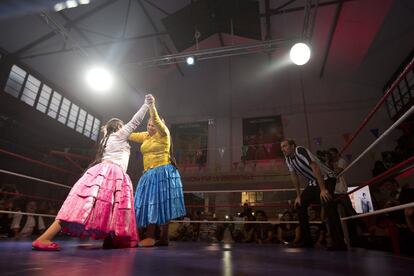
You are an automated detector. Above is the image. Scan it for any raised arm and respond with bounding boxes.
[118,102,149,140]
[149,101,169,137]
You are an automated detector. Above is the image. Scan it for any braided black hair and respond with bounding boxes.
[88,118,123,168]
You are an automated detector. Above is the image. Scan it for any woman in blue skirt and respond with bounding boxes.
[129,95,185,247]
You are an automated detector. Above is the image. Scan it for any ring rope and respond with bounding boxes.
[0,191,63,203]
[0,148,79,176]
[341,202,414,221]
[338,104,414,177]
[170,220,322,224]
[0,169,72,189]
[339,55,414,156]
[183,188,298,193]
[0,210,56,218]
[343,154,414,197]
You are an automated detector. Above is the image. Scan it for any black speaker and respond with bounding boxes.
[162,0,262,52]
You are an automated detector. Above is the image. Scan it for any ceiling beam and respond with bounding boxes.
[122,0,133,38]
[21,32,168,59]
[260,0,354,17]
[58,12,102,58]
[136,0,184,76]
[14,0,119,57]
[143,0,170,16]
[319,1,343,78]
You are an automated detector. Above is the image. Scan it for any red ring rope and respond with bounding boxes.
[339,56,414,156]
[0,148,79,176]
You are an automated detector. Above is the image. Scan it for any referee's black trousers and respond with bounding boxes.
[297,178,345,247]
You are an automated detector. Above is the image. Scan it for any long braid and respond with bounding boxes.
[94,134,110,163]
[87,118,122,169]
[169,138,178,168]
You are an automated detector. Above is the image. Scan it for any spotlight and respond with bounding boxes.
[86,67,113,92]
[289,43,311,66]
[225,215,229,220]
[186,56,195,65]
[54,2,66,11]
[65,0,78,9]
[54,0,90,12]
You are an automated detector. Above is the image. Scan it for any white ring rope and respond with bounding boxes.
[0,169,71,189]
[0,167,298,194]
[339,103,414,177]
[340,202,414,221]
[170,220,322,224]
[0,210,56,218]
[183,188,298,193]
[0,209,322,224]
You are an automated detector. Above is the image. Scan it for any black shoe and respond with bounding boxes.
[326,244,348,251]
[291,242,313,248]
[102,236,114,249]
[155,240,169,246]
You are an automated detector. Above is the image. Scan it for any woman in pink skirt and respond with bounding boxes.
[31,95,153,251]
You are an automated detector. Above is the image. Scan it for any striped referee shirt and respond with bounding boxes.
[285,146,335,186]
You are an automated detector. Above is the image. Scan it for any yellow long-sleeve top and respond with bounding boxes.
[129,105,171,171]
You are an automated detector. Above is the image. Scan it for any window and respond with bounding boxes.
[83,114,94,137]
[76,109,86,133]
[241,192,263,205]
[407,70,414,88]
[36,85,52,113]
[3,63,101,141]
[47,91,62,119]
[20,75,41,106]
[399,83,410,104]
[4,65,27,98]
[58,98,71,124]
[67,104,79,129]
[386,97,396,118]
[91,118,101,141]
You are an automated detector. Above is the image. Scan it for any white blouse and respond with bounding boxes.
[101,103,149,171]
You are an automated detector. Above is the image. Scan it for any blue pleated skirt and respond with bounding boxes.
[134,164,186,228]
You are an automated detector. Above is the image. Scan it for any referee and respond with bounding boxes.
[281,139,346,250]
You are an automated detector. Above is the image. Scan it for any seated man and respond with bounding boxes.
[11,201,45,239]
[253,210,273,244]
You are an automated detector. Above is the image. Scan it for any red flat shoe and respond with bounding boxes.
[138,238,155,248]
[32,240,60,251]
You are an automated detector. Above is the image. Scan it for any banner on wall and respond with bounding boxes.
[313,137,322,146]
[171,121,208,166]
[242,115,284,161]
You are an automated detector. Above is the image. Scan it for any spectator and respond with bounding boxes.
[10,201,45,239]
[231,215,245,242]
[276,211,300,244]
[253,210,273,244]
[0,200,13,238]
[308,208,322,244]
[372,161,387,177]
[399,184,414,232]
[198,213,218,243]
[239,203,255,242]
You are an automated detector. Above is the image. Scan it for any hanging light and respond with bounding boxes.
[289,43,311,65]
[186,56,195,65]
[86,67,113,92]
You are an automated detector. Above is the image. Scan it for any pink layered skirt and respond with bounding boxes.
[56,162,138,247]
